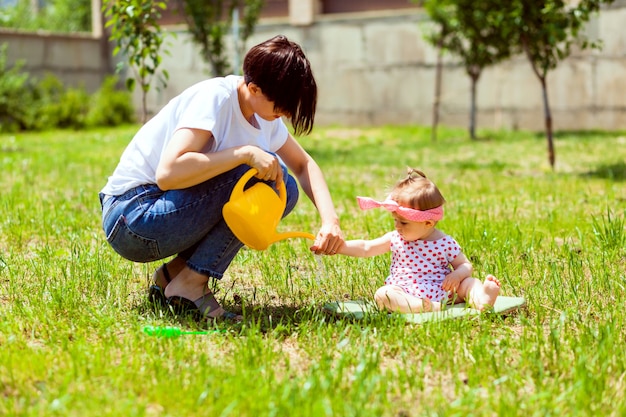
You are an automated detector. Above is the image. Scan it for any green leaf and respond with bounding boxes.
[125,77,135,92]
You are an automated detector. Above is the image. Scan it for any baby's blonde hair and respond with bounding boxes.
[389,168,445,210]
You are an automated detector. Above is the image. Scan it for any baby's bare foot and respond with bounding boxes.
[422,298,442,312]
[475,274,501,311]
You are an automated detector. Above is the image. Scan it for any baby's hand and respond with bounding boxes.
[441,273,464,292]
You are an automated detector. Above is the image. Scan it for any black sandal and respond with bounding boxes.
[167,294,243,323]
[148,264,171,306]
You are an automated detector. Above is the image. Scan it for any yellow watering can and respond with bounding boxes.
[223,168,316,250]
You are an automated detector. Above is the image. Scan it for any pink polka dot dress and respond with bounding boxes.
[385,231,462,303]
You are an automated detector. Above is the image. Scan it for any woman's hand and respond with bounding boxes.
[247,147,283,183]
[276,135,343,255]
[310,222,344,255]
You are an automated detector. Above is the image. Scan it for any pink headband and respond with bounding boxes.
[357,196,444,222]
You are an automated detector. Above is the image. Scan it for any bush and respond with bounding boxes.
[58,87,91,128]
[0,44,37,133]
[0,44,135,132]
[0,0,92,33]
[33,74,90,130]
[86,76,135,127]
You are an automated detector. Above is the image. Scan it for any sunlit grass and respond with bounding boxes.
[0,125,625,416]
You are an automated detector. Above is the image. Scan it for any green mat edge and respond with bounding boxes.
[323,296,526,323]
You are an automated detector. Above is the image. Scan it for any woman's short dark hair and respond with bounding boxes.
[243,35,317,136]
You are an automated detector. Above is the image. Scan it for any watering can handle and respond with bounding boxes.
[232,168,258,199]
[234,168,287,204]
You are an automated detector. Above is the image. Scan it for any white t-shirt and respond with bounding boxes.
[101,75,289,196]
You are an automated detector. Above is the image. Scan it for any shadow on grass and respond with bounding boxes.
[456,160,508,172]
[236,301,391,330]
[581,161,626,182]
[552,129,626,139]
[528,130,626,140]
[136,297,345,332]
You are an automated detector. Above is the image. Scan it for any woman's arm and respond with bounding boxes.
[277,134,344,254]
[155,128,281,190]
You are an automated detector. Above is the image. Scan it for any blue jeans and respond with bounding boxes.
[99,164,299,279]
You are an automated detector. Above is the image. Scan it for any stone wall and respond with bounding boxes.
[0,28,111,94]
[2,5,626,131]
[154,6,626,131]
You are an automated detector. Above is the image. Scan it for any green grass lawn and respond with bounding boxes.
[1,125,625,416]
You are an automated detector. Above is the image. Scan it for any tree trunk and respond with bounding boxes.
[540,76,555,169]
[469,73,479,140]
[432,42,443,143]
[92,0,103,38]
[141,89,148,124]
[521,36,556,170]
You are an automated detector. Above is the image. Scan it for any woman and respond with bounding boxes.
[99,35,344,321]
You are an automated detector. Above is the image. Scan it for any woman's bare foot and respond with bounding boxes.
[164,266,209,302]
[153,264,242,323]
[205,306,244,323]
[152,265,170,289]
[474,274,501,311]
[152,257,186,289]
